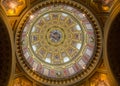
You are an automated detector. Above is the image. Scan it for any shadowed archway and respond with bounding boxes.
[107,13,120,85]
[0,16,12,86]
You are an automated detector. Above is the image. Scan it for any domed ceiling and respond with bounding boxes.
[15,0,102,85]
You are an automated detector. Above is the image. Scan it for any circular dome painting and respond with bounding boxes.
[15,0,102,85]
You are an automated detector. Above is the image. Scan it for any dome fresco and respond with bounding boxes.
[15,0,102,85]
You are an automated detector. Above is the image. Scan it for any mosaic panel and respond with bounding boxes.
[1,0,26,16]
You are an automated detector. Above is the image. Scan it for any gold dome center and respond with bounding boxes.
[47,27,65,46]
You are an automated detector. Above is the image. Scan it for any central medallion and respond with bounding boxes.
[50,30,62,43]
[47,27,64,46]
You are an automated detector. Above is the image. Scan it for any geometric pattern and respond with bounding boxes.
[21,4,95,78]
[15,0,102,85]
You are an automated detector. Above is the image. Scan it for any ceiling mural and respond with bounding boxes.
[1,0,26,16]
[13,77,32,86]
[90,72,110,86]
[92,0,115,12]
[15,0,102,85]
[20,4,96,78]
[0,0,119,86]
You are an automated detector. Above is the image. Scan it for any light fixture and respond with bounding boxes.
[30,15,34,20]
